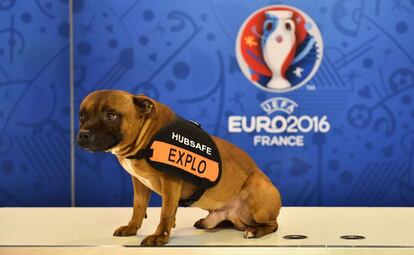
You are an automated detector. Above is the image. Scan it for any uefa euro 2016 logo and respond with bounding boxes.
[236,5,323,92]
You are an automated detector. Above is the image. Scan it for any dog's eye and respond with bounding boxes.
[79,112,86,120]
[105,112,118,121]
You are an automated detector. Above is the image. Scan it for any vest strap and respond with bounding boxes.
[126,148,153,160]
[178,186,206,207]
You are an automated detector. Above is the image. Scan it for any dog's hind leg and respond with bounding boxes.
[194,210,228,229]
[240,170,282,238]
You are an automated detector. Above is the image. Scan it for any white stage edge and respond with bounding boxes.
[0,207,413,255]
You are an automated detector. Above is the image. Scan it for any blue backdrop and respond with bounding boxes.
[1,0,414,207]
[0,0,70,206]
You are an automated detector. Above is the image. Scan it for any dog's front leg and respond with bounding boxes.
[114,176,151,236]
[141,176,182,246]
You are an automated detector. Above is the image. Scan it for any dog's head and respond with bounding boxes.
[77,90,158,153]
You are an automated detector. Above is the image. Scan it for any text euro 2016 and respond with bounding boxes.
[228,115,330,133]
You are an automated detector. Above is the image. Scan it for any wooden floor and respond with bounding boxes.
[0,207,413,254]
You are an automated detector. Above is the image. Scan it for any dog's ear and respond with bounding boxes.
[133,95,157,118]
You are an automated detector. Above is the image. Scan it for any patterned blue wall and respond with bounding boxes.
[73,0,414,207]
[1,0,414,207]
[0,0,70,206]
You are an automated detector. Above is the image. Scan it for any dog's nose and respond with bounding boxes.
[78,130,92,143]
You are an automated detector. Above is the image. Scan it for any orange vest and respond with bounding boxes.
[127,115,222,206]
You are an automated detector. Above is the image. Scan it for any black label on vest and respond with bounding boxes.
[146,116,222,189]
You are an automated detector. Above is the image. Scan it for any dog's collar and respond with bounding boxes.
[126,115,222,207]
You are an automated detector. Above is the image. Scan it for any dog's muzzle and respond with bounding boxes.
[77,130,94,148]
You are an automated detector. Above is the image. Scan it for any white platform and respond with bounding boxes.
[0,207,413,255]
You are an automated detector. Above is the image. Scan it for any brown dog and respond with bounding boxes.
[77,90,281,246]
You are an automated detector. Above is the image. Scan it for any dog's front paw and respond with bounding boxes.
[113,225,138,236]
[140,233,169,246]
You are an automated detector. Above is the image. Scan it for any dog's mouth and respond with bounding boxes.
[77,134,121,152]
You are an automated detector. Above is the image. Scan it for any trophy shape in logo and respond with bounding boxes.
[261,10,297,90]
[236,5,323,92]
